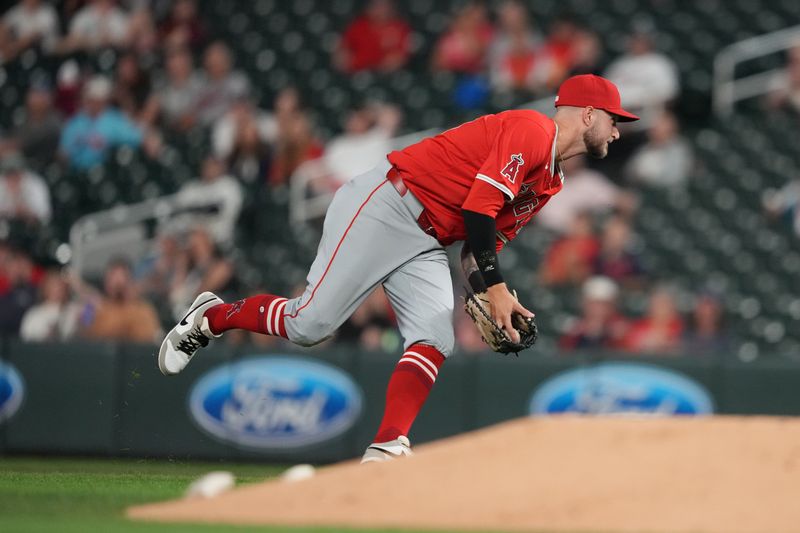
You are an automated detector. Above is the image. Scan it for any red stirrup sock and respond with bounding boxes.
[203,294,288,337]
[373,343,446,443]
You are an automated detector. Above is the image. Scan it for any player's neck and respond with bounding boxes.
[552,117,582,162]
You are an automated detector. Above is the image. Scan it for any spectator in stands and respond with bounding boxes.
[488,0,548,95]
[537,155,637,233]
[126,5,159,60]
[79,257,161,343]
[624,110,693,188]
[0,0,60,63]
[766,44,800,116]
[566,29,603,78]
[59,76,143,170]
[174,156,243,244]
[337,287,398,351]
[560,276,629,351]
[0,153,51,226]
[134,232,183,308]
[195,41,251,127]
[593,215,645,287]
[274,86,303,122]
[763,176,800,237]
[20,269,80,341]
[0,80,62,167]
[160,0,208,50]
[432,2,493,74]
[269,111,323,186]
[169,227,234,321]
[603,26,679,112]
[682,290,731,355]
[622,285,684,354]
[59,0,131,53]
[325,102,402,187]
[54,59,82,117]
[538,14,584,89]
[0,240,9,294]
[147,46,203,131]
[113,53,152,123]
[212,96,277,183]
[334,0,411,73]
[539,211,599,287]
[0,246,38,336]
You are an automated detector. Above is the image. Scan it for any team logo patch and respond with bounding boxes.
[501,153,524,183]
[226,299,245,319]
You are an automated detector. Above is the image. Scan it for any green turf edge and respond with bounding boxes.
[0,456,594,533]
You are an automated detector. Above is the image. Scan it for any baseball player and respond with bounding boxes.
[158,74,638,462]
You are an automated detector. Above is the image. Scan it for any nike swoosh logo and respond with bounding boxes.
[179,298,217,326]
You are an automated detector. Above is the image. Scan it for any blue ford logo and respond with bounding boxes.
[189,356,363,449]
[0,361,24,423]
[529,362,713,415]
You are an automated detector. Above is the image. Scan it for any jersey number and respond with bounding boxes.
[501,153,524,183]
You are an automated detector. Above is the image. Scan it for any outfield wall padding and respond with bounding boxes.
[1,340,799,461]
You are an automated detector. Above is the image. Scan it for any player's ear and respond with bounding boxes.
[582,106,595,127]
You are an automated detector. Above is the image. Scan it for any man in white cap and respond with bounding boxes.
[59,75,143,170]
[559,275,630,351]
[0,152,51,225]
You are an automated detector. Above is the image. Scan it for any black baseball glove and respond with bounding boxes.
[463,290,538,355]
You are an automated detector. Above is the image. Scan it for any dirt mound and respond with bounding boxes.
[128,416,800,532]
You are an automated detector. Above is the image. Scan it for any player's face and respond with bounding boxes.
[584,110,620,159]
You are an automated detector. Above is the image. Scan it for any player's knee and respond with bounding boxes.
[411,331,455,359]
[288,314,336,347]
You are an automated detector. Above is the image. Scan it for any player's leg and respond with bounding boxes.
[361,249,455,462]
[280,162,442,347]
[160,160,439,375]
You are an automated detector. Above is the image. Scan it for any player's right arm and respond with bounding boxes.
[460,243,487,293]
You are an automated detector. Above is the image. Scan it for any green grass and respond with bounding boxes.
[0,456,495,533]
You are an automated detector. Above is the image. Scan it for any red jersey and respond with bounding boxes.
[388,110,563,247]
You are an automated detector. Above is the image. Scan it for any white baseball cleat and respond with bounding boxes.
[360,435,413,464]
[158,291,223,376]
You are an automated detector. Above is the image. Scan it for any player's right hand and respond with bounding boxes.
[486,283,533,343]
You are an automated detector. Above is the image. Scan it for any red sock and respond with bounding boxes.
[373,343,446,443]
[203,294,288,337]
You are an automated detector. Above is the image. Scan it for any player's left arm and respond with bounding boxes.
[460,120,549,340]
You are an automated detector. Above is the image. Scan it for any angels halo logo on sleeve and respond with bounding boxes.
[0,361,24,423]
[188,356,363,449]
[501,153,524,183]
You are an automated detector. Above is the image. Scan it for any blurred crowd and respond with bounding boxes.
[1,0,794,357]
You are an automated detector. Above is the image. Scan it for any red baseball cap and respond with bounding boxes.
[555,74,640,122]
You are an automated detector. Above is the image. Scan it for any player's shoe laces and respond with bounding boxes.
[158,291,223,376]
[360,435,413,464]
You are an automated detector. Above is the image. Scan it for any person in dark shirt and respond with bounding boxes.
[683,291,731,355]
[560,276,629,352]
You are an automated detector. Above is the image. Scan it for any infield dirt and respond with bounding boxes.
[128,416,800,533]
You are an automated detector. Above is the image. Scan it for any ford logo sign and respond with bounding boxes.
[529,362,714,416]
[189,356,363,449]
[0,361,24,423]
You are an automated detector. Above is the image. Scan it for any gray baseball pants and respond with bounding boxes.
[282,159,456,357]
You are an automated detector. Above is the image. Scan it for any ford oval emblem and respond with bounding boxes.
[529,362,714,416]
[189,356,363,449]
[0,361,25,423]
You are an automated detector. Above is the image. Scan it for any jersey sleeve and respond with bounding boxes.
[461,119,552,218]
